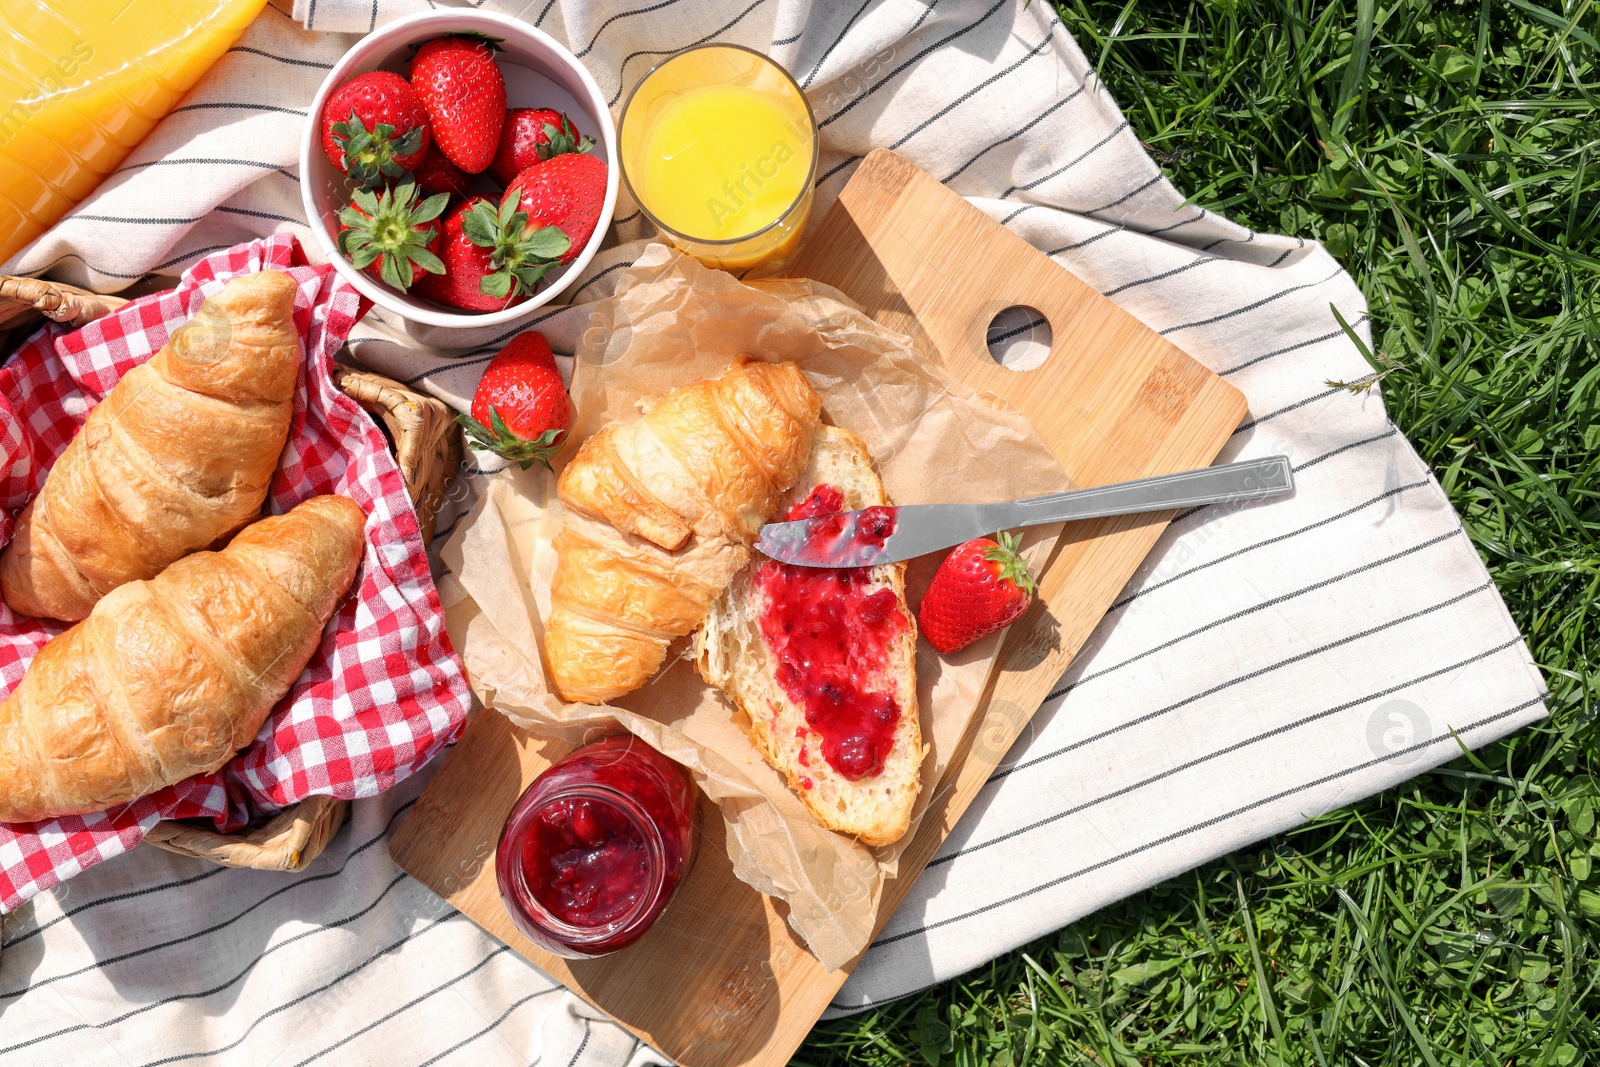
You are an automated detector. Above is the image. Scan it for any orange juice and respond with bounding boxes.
[0,0,268,265]
[620,45,816,271]
[632,85,810,241]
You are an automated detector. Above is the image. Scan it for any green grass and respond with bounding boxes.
[795,0,1600,1061]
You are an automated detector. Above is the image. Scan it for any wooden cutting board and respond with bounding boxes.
[391,150,1247,1067]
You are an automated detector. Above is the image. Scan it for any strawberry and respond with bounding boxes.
[336,179,448,292]
[409,35,506,174]
[917,532,1036,655]
[412,196,527,313]
[456,191,571,301]
[320,71,430,189]
[489,108,594,185]
[410,148,473,199]
[457,331,570,469]
[501,152,608,264]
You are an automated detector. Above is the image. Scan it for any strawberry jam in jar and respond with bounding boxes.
[496,735,698,957]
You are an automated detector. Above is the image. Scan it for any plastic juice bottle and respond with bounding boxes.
[621,46,817,272]
[0,0,269,266]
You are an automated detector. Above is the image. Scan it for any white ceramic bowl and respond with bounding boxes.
[299,10,618,329]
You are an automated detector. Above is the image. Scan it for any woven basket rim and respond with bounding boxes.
[0,274,128,332]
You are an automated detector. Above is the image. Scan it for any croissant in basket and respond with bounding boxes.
[1,270,302,622]
[544,358,822,704]
[0,495,366,824]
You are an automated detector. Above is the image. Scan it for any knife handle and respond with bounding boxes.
[996,456,1294,528]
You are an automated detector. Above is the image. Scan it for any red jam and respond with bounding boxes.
[496,735,698,957]
[781,492,898,565]
[754,485,909,781]
[856,505,897,546]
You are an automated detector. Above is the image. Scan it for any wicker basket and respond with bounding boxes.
[0,274,461,874]
[0,275,127,333]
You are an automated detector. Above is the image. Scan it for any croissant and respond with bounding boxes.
[1,270,302,622]
[546,358,821,704]
[0,495,366,824]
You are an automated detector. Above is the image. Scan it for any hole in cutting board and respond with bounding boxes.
[985,305,1053,371]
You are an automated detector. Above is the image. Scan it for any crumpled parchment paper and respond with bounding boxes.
[441,244,1069,968]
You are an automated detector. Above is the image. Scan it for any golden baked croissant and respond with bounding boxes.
[1,270,302,622]
[545,358,821,704]
[0,495,366,824]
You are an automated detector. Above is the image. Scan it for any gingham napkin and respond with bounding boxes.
[0,1,1547,1064]
[0,234,471,912]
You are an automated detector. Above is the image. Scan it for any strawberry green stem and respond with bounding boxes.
[457,406,566,470]
[984,530,1037,596]
[331,112,424,190]
[460,193,571,300]
[337,180,448,292]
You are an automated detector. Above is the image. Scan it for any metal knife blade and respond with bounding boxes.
[755,455,1294,567]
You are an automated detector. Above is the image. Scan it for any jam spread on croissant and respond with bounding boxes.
[755,485,906,781]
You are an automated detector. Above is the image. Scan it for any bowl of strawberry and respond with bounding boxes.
[299,10,617,328]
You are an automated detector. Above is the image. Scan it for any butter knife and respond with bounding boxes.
[755,455,1294,568]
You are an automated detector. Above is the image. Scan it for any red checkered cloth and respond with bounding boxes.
[0,234,470,912]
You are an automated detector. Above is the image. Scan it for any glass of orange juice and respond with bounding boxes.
[619,44,817,272]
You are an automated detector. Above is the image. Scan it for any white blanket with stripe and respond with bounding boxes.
[0,0,1547,1063]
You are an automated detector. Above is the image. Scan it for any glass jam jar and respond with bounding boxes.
[496,735,698,958]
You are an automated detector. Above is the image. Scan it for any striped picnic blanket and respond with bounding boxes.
[0,0,1546,1063]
